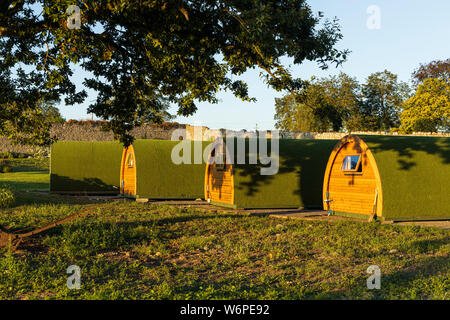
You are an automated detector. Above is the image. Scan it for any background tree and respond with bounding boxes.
[412,58,450,86]
[274,93,321,132]
[274,73,360,132]
[41,103,66,124]
[274,70,412,133]
[398,78,449,133]
[0,0,349,145]
[358,70,410,131]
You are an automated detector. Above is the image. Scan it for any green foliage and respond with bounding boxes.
[0,185,15,208]
[0,160,13,173]
[42,105,66,124]
[353,70,410,131]
[1,166,13,173]
[1,0,348,145]
[274,94,318,132]
[0,152,29,159]
[0,152,11,159]
[398,78,450,133]
[276,70,411,132]
[275,73,360,132]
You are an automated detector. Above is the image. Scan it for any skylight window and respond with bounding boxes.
[342,155,361,172]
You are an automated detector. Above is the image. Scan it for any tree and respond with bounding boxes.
[0,0,349,145]
[398,78,450,133]
[412,59,450,86]
[358,70,410,131]
[274,73,360,132]
[41,103,66,124]
[274,93,321,132]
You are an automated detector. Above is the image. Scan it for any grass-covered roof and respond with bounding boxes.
[133,139,211,199]
[216,138,337,209]
[359,135,450,220]
[50,141,123,194]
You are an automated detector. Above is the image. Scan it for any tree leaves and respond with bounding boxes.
[412,59,450,86]
[399,78,450,133]
[1,0,348,145]
[274,73,360,132]
[275,71,412,133]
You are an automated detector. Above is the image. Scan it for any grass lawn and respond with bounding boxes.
[0,159,448,300]
[0,158,49,191]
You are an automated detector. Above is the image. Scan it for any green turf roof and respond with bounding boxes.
[133,139,211,199]
[50,141,123,194]
[213,138,338,209]
[359,135,450,220]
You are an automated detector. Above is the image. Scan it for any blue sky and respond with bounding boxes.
[59,0,450,130]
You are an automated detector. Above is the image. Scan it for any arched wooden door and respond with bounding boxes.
[121,146,137,197]
[204,144,234,205]
[323,136,382,218]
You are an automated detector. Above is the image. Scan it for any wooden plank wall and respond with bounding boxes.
[206,164,234,205]
[121,146,137,196]
[327,142,377,215]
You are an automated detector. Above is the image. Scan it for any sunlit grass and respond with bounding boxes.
[0,158,49,191]
[0,200,448,300]
[0,158,448,300]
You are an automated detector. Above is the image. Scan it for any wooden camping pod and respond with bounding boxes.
[323,135,450,221]
[120,139,210,200]
[204,138,337,209]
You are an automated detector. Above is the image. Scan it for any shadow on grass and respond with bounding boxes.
[405,236,450,253]
[13,191,101,207]
[14,212,247,252]
[153,213,247,227]
[1,180,49,192]
[308,249,449,300]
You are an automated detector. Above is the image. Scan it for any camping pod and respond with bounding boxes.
[323,135,450,221]
[204,139,337,209]
[121,139,211,199]
[50,141,123,194]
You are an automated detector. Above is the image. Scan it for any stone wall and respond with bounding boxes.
[1,123,448,156]
[186,126,450,141]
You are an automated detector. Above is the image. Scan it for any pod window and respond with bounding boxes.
[342,155,361,172]
[126,154,134,168]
